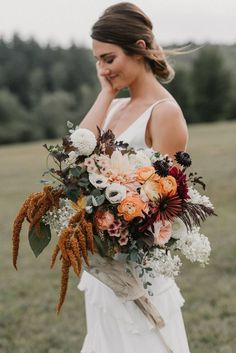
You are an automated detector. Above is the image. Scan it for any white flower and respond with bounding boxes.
[42,198,75,235]
[129,150,151,169]
[171,218,188,240]
[105,183,127,204]
[66,150,79,164]
[188,186,214,209]
[175,227,211,265]
[70,128,96,156]
[141,248,182,279]
[89,173,109,189]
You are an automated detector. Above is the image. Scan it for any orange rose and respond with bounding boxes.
[159,176,177,196]
[117,196,145,221]
[136,166,156,183]
[94,210,115,230]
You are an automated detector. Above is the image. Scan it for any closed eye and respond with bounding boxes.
[106,57,114,64]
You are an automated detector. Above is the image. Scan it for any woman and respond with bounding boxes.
[78,2,190,353]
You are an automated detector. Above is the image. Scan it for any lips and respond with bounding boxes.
[109,75,118,80]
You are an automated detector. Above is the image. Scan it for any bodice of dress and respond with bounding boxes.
[102,97,175,149]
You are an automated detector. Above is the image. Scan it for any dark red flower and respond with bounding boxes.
[155,194,183,224]
[169,166,190,200]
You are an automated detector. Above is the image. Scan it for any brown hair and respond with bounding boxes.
[91,2,193,83]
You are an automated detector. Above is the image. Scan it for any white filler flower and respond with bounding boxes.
[70,128,96,156]
[175,227,211,265]
[105,183,127,204]
[171,218,188,240]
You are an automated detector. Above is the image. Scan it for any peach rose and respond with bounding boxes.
[153,221,172,246]
[117,195,145,221]
[159,176,177,196]
[142,178,162,201]
[136,166,156,183]
[94,210,115,230]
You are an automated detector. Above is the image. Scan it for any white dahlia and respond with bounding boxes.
[70,128,96,156]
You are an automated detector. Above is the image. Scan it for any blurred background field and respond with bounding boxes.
[0,120,235,353]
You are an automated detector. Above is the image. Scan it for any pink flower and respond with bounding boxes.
[153,221,172,247]
[94,210,115,231]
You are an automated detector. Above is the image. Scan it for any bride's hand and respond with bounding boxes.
[96,61,120,97]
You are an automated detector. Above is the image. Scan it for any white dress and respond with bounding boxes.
[78,98,191,353]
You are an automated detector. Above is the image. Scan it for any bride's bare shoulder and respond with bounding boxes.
[148,99,188,153]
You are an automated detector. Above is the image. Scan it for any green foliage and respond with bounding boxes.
[191,46,231,122]
[0,35,236,144]
[28,221,51,257]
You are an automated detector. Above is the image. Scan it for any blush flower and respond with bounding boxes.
[136,166,156,184]
[152,221,172,247]
[94,209,115,231]
[142,176,162,201]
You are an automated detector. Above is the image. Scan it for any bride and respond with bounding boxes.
[78,2,190,353]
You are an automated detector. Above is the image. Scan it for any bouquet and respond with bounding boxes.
[12,121,215,325]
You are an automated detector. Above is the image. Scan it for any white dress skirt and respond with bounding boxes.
[78,98,191,353]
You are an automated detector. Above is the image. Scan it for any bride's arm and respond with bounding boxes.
[79,90,115,137]
[149,101,188,160]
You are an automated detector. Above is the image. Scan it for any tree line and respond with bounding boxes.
[0,34,235,144]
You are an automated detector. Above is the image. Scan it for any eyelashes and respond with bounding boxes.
[106,58,114,64]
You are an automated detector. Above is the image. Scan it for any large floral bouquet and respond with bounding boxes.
[12,121,215,322]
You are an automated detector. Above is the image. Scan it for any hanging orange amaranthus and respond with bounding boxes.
[12,185,64,270]
[12,187,96,314]
[50,209,95,314]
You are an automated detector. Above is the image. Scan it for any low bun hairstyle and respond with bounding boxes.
[91,2,176,83]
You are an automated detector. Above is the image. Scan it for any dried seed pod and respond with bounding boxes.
[74,226,89,266]
[50,244,60,269]
[56,257,70,314]
[12,192,38,269]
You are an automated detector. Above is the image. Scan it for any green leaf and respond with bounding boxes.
[28,221,51,258]
[93,234,107,257]
[78,178,89,187]
[91,189,102,197]
[70,167,83,177]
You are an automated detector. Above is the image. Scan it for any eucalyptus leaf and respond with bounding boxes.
[70,167,83,177]
[28,221,51,258]
[91,189,102,197]
[92,194,105,207]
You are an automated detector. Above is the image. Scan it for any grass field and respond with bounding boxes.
[0,121,236,353]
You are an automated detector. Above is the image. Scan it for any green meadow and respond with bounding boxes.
[0,121,235,353]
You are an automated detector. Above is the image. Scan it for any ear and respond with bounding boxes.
[135,39,147,49]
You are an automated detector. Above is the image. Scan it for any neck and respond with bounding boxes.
[127,67,169,104]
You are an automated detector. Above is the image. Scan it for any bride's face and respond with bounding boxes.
[92,40,143,90]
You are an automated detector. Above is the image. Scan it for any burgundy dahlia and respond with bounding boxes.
[169,166,190,200]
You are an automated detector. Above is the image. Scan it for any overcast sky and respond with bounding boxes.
[0,0,235,48]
